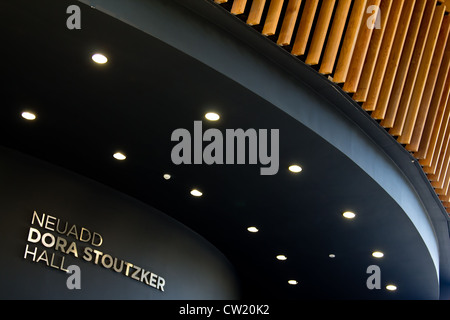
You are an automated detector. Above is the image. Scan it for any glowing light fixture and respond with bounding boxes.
[288,165,303,173]
[288,280,298,285]
[205,112,220,121]
[163,174,171,180]
[21,111,36,120]
[276,255,287,261]
[247,226,259,233]
[342,211,356,219]
[372,251,384,258]
[113,152,126,160]
[190,189,203,197]
[92,53,108,64]
[386,284,397,291]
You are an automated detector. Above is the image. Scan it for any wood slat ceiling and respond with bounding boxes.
[213,0,450,214]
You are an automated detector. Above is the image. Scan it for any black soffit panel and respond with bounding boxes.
[0,0,441,299]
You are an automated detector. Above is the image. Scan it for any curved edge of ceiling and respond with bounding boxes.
[77,0,449,286]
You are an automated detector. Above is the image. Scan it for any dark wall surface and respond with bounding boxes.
[0,146,240,299]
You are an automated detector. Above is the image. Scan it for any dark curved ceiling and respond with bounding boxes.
[0,0,441,299]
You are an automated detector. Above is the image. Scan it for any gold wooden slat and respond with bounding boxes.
[435,161,450,195]
[354,0,396,102]
[332,0,368,83]
[398,4,445,145]
[262,0,285,35]
[319,0,352,74]
[422,86,450,172]
[380,0,428,128]
[359,0,403,107]
[429,118,450,179]
[389,0,436,136]
[442,168,450,198]
[425,100,450,175]
[231,0,248,15]
[442,179,450,200]
[416,40,450,159]
[343,0,382,93]
[214,0,228,3]
[428,135,450,185]
[430,127,450,186]
[247,0,267,25]
[292,0,320,55]
[431,159,448,188]
[305,0,337,65]
[407,14,450,152]
[372,0,417,119]
[277,0,303,46]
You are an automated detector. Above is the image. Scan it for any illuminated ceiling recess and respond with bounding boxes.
[190,189,203,197]
[205,112,220,121]
[113,152,126,161]
[91,53,108,64]
[21,111,36,121]
[288,165,302,173]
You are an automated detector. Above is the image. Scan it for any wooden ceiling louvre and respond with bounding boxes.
[380,0,428,128]
[247,0,267,25]
[422,87,450,173]
[389,0,437,137]
[429,116,450,180]
[212,0,450,213]
[435,151,450,192]
[429,126,450,189]
[319,0,352,74]
[231,0,248,15]
[398,4,446,145]
[440,166,450,197]
[292,0,320,56]
[277,0,302,46]
[262,0,284,35]
[342,0,383,93]
[372,0,416,120]
[332,0,368,83]
[353,0,401,102]
[415,31,450,160]
[359,0,403,108]
[407,14,450,152]
[305,0,337,65]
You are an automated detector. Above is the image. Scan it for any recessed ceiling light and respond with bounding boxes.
[92,53,108,64]
[386,284,397,291]
[113,152,126,160]
[288,280,298,285]
[163,174,171,180]
[329,254,336,258]
[372,251,384,258]
[190,189,203,197]
[276,255,287,261]
[288,165,302,173]
[21,111,36,120]
[205,112,220,121]
[247,226,259,233]
[342,211,356,219]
